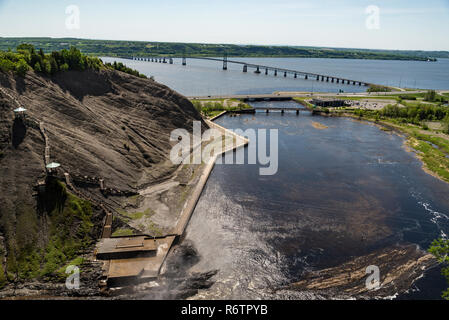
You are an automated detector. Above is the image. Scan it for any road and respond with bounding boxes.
[187,89,449,100]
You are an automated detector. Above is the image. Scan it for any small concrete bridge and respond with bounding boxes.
[129,55,372,87]
[257,107,304,114]
[231,107,305,115]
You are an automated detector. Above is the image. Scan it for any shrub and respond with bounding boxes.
[15,59,29,76]
[424,90,436,102]
[367,85,391,93]
[105,61,146,78]
[0,44,106,76]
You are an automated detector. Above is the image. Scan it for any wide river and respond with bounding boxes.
[102,57,449,95]
[185,103,449,299]
[106,57,449,299]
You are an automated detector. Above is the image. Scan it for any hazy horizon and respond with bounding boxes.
[1,0,449,51]
[1,35,448,54]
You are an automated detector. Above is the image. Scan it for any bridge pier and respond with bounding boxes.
[182,57,186,66]
[321,76,325,81]
[223,54,228,70]
[326,77,329,82]
[336,79,339,83]
[169,58,173,64]
[331,78,334,83]
[359,82,362,86]
[281,109,284,114]
[255,66,261,74]
[266,109,269,113]
[352,81,356,85]
[163,58,166,63]
[284,71,287,77]
[294,73,297,78]
[316,76,319,81]
[265,68,268,75]
[274,70,277,76]
[243,65,248,72]
[305,75,308,80]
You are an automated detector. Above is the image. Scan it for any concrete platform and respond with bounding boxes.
[103,236,176,286]
[96,236,158,260]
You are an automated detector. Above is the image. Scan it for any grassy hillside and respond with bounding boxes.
[0,37,441,61]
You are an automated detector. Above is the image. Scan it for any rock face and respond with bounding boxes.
[0,68,203,291]
[284,244,438,299]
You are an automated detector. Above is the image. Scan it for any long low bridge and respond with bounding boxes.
[128,55,373,87]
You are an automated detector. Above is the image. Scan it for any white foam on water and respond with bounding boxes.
[185,180,290,299]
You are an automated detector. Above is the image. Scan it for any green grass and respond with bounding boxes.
[293,97,314,108]
[118,208,153,220]
[111,228,135,237]
[56,256,85,279]
[208,110,226,118]
[409,136,449,182]
[191,99,252,117]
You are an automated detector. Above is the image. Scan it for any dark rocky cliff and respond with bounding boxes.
[0,68,203,289]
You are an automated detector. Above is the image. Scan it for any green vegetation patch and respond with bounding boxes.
[0,38,440,61]
[429,239,449,300]
[39,180,94,279]
[118,208,154,220]
[2,178,95,283]
[105,61,146,78]
[367,85,392,93]
[191,100,252,117]
[293,97,314,108]
[0,43,144,78]
[0,44,102,76]
[111,228,135,237]
[409,136,449,182]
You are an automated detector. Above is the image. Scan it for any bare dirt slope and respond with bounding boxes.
[0,68,203,288]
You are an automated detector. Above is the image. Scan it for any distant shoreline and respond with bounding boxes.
[0,37,442,62]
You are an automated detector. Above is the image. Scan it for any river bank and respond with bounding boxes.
[180,99,449,300]
[308,109,449,185]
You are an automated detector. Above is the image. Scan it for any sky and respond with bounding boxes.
[0,0,449,51]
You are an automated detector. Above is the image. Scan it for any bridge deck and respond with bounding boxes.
[128,56,372,86]
[254,107,304,111]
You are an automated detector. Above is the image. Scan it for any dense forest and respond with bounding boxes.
[0,44,146,78]
[0,37,442,61]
